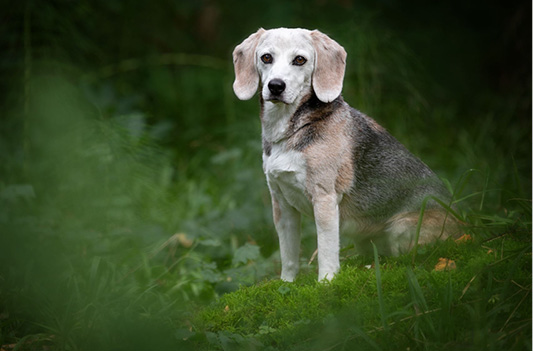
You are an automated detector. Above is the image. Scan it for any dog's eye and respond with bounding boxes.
[292,56,307,66]
[261,54,273,64]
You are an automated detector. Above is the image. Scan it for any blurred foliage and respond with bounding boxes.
[0,0,531,350]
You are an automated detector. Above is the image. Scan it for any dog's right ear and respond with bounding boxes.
[232,28,265,100]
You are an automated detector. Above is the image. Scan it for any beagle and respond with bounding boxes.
[232,28,459,281]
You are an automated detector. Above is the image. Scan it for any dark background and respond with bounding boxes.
[1,0,531,175]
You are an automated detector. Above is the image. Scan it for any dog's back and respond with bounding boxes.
[344,101,448,221]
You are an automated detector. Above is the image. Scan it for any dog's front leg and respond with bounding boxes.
[313,194,340,281]
[271,193,301,282]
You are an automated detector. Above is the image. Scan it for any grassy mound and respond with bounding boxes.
[194,228,531,350]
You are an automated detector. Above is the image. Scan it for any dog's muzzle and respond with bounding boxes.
[268,79,286,96]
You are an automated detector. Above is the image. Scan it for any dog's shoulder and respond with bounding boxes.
[285,93,350,151]
[284,94,394,155]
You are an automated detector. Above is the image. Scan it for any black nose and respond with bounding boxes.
[268,79,286,96]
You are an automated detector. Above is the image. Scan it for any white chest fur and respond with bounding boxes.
[263,144,313,217]
[262,101,313,216]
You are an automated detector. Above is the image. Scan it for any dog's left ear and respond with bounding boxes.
[311,30,347,103]
[233,28,266,100]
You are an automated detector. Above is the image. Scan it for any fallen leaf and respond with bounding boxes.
[175,233,194,248]
[224,305,230,313]
[455,234,472,243]
[434,257,456,271]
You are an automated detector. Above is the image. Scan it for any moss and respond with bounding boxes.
[194,234,531,350]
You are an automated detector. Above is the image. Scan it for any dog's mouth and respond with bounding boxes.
[264,92,293,105]
[265,96,287,104]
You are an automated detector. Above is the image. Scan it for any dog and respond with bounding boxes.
[232,28,459,281]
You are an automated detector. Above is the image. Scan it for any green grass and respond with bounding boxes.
[193,229,531,351]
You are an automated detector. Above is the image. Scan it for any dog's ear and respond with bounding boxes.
[311,30,347,103]
[232,28,265,100]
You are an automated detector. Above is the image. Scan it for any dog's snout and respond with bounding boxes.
[268,79,286,96]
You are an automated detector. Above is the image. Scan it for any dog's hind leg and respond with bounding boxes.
[385,209,462,255]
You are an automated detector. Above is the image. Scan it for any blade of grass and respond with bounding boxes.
[406,268,429,312]
[511,155,525,198]
[453,169,479,201]
[479,171,490,212]
[371,241,387,331]
[406,267,437,341]
[410,197,427,265]
[411,190,467,263]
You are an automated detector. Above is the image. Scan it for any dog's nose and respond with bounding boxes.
[268,79,286,96]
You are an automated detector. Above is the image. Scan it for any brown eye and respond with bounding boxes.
[261,54,273,64]
[292,56,307,66]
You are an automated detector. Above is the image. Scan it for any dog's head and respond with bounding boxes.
[232,28,347,104]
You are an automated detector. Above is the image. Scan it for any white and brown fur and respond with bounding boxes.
[232,28,459,281]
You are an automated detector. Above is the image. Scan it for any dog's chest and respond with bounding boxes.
[263,143,313,216]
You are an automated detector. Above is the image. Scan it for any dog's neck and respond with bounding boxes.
[260,92,312,144]
[261,102,297,144]
[260,92,343,145]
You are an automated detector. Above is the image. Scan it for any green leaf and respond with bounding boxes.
[232,243,260,267]
[278,285,291,295]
